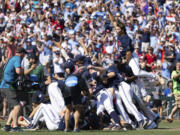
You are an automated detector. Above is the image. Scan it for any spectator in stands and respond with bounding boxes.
[145,47,156,72]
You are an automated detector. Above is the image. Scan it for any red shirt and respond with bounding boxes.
[145,53,156,65]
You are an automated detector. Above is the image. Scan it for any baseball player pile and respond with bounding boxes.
[1,0,179,133]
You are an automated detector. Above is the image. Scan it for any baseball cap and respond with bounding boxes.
[114,54,121,62]
[27,53,36,59]
[74,55,85,62]
[55,51,61,55]
[62,60,75,72]
[16,47,27,53]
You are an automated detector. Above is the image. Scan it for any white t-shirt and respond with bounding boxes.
[53,57,64,74]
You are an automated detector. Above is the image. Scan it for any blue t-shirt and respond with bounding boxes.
[0,56,21,88]
[164,88,171,97]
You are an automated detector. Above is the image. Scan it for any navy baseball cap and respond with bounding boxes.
[62,60,75,72]
[16,47,27,53]
[55,51,61,55]
[27,53,36,59]
[74,55,85,62]
[114,54,121,62]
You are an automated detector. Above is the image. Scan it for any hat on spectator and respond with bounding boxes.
[74,55,85,62]
[134,45,139,49]
[20,20,25,24]
[32,41,36,46]
[62,60,75,73]
[29,23,35,28]
[55,51,61,55]
[114,54,122,62]
[27,53,36,59]
[148,46,153,50]
[68,30,75,35]
[106,46,114,54]
[16,47,27,53]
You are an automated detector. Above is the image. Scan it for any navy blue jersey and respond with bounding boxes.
[118,64,134,77]
[89,72,107,96]
[107,65,123,88]
[117,34,133,56]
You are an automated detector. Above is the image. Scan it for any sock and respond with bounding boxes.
[110,111,120,125]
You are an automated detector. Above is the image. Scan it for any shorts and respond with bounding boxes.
[153,99,162,107]
[64,96,82,106]
[0,88,28,108]
[174,93,180,108]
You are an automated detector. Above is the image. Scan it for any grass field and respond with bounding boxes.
[0,120,180,135]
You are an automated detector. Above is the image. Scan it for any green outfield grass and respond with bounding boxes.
[0,120,180,135]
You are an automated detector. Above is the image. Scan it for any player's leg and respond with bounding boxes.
[118,82,145,122]
[31,104,44,126]
[129,57,155,78]
[48,82,66,113]
[40,104,60,130]
[101,90,121,126]
[115,91,133,124]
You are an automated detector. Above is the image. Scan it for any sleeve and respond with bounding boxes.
[107,66,118,73]
[14,57,21,68]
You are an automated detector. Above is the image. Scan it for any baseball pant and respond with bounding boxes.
[115,90,134,124]
[96,89,114,115]
[48,82,66,114]
[129,57,156,78]
[118,81,145,122]
[32,104,60,130]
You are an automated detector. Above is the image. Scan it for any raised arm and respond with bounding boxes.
[54,39,70,61]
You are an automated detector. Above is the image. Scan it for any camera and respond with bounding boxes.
[16,76,40,91]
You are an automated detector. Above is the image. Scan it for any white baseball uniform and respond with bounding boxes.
[32,103,61,130]
[47,82,66,114]
[128,53,157,121]
[118,81,146,122]
[96,89,115,116]
[115,90,134,125]
[31,82,66,130]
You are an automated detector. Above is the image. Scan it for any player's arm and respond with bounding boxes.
[54,40,70,61]
[105,4,125,28]
[125,76,137,82]
[105,4,115,25]
[107,72,116,78]
[87,65,106,74]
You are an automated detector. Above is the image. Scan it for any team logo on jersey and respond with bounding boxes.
[65,76,78,87]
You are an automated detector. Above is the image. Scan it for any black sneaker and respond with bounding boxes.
[2,125,11,131]
[10,127,23,132]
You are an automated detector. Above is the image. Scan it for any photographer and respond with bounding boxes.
[0,47,26,132]
[167,61,180,123]
[24,53,44,110]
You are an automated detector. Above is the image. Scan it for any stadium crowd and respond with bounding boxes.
[0,0,180,133]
